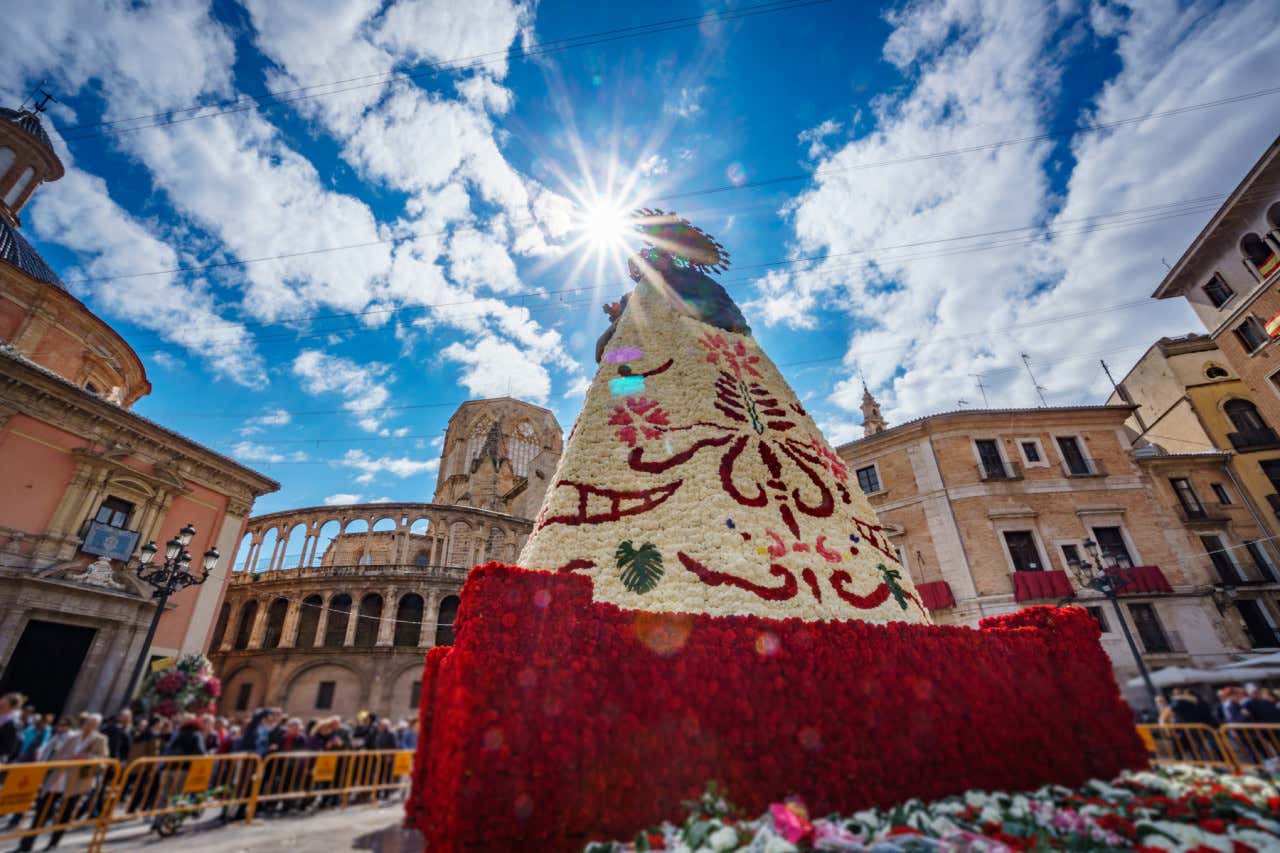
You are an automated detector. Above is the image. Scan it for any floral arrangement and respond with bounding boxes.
[517,280,929,625]
[583,767,1280,852]
[408,564,1144,852]
[138,654,221,718]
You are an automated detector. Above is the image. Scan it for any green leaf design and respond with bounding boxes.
[615,540,664,594]
[878,562,909,610]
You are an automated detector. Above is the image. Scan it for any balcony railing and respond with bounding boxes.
[978,460,1023,482]
[1011,569,1073,602]
[1227,427,1280,452]
[1174,505,1229,526]
[230,562,470,585]
[1061,458,1106,478]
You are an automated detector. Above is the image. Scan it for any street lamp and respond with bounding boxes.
[120,523,220,711]
[1067,538,1158,708]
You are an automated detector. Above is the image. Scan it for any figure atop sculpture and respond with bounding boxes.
[519,211,928,624]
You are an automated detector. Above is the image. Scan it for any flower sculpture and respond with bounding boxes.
[139,654,221,717]
[408,213,1144,853]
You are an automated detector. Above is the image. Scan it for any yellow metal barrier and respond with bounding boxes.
[87,753,262,852]
[1220,724,1280,772]
[257,751,347,811]
[1136,724,1238,771]
[338,749,414,806]
[0,758,121,851]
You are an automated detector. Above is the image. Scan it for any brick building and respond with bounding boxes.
[837,399,1264,696]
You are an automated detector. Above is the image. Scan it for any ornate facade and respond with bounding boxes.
[208,400,560,721]
[0,106,278,715]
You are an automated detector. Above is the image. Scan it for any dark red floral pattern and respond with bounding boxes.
[700,332,761,379]
[409,564,1146,852]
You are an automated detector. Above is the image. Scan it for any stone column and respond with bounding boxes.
[269,531,285,571]
[279,598,301,649]
[376,587,396,647]
[420,591,439,647]
[343,597,359,647]
[315,596,331,647]
[248,599,270,649]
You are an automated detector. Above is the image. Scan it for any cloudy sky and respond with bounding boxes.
[5,0,1278,514]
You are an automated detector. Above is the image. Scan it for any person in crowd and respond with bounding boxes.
[165,716,206,757]
[17,713,108,851]
[1220,685,1249,723]
[101,710,133,763]
[1154,695,1174,725]
[0,692,27,762]
[1242,683,1280,723]
[16,715,53,764]
[1170,688,1214,725]
[397,719,417,751]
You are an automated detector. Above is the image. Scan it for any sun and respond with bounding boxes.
[578,198,631,253]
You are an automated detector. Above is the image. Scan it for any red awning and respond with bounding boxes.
[915,580,956,610]
[1106,565,1174,595]
[1013,570,1074,602]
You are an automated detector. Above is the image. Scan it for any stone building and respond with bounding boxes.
[836,399,1271,697]
[207,399,561,721]
[0,106,278,715]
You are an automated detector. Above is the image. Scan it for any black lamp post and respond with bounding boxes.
[121,523,220,710]
[1067,539,1158,707]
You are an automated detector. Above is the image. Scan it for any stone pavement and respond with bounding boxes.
[43,801,422,853]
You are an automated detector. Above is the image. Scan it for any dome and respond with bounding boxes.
[0,107,62,177]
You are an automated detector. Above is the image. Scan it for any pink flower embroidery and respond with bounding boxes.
[608,397,671,446]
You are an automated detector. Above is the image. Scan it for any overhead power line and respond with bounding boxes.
[54,0,831,141]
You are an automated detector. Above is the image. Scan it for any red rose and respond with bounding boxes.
[1198,818,1226,834]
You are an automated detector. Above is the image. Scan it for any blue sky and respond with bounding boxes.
[5,0,1279,515]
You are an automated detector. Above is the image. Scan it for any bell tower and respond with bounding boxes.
[0,93,64,228]
[860,385,887,436]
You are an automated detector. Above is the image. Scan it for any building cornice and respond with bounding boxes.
[837,405,1136,455]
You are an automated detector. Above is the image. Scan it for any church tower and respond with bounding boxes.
[860,385,887,436]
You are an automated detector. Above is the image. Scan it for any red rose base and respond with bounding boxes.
[407,564,1145,852]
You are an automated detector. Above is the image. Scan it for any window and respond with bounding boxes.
[1234,316,1269,353]
[394,594,424,647]
[1260,459,1280,492]
[315,681,335,710]
[1085,606,1109,632]
[1061,543,1082,569]
[1245,541,1279,583]
[1020,441,1041,463]
[1205,365,1229,379]
[234,683,252,712]
[1057,436,1091,475]
[855,465,881,494]
[436,595,460,647]
[1201,534,1242,585]
[1171,478,1206,518]
[409,681,422,710]
[1092,527,1134,568]
[1236,600,1279,648]
[295,594,322,649]
[93,496,134,530]
[1225,399,1268,433]
[324,594,352,648]
[3,166,33,207]
[233,601,257,651]
[1003,530,1044,572]
[1242,233,1278,276]
[1127,603,1172,653]
[1203,274,1234,308]
[976,439,1006,479]
[1211,483,1233,505]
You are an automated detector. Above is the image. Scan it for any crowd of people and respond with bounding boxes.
[1154,683,1280,726]
[0,691,419,848]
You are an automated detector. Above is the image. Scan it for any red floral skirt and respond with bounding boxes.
[406,563,1145,852]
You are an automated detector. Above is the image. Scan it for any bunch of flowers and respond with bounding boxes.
[139,654,221,717]
[583,766,1280,852]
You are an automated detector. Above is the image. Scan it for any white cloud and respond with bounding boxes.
[638,154,669,177]
[817,417,861,447]
[798,119,843,159]
[756,0,1280,425]
[441,334,552,403]
[323,493,363,506]
[666,86,707,118]
[292,350,392,432]
[340,449,439,484]
[258,409,292,426]
[231,441,307,463]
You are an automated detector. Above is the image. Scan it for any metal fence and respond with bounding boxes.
[0,758,122,852]
[1135,723,1280,772]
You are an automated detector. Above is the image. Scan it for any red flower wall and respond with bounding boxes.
[410,563,1145,852]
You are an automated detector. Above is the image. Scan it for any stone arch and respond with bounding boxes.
[435,595,460,646]
[354,593,383,647]
[394,593,424,647]
[221,663,269,714]
[209,602,231,650]
[344,518,370,534]
[281,523,307,569]
[312,519,340,566]
[262,597,289,648]
[295,593,323,649]
[324,593,352,647]
[446,521,472,567]
[254,528,278,573]
[233,532,254,572]
[372,517,396,532]
[233,600,258,650]
[390,662,426,718]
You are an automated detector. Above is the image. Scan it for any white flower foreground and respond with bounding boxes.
[583,765,1280,852]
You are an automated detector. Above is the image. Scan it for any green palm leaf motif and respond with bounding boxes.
[615,540,664,594]
[878,563,909,610]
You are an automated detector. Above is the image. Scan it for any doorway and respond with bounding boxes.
[0,620,96,715]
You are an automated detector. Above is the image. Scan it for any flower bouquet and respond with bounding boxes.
[138,654,221,718]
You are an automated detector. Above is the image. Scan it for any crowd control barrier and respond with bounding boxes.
[0,758,121,851]
[1219,723,1280,772]
[1136,724,1237,770]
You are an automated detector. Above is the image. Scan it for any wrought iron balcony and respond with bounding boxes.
[1061,458,1106,478]
[977,460,1023,482]
[1227,427,1280,452]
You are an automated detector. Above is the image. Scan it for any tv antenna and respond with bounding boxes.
[970,373,989,407]
[1020,353,1048,407]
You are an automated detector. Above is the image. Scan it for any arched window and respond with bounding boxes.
[263,598,289,649]
[1268,201,1280,232]
[395,594,424,647]
[281,523,307,569]
[510,421,538,476]
[435,595,460,647]
[354,593,382,647]
[209,602,231,651]
[3,166,33,207]
[463,417,494,473]
[1205,365,1229,379]
[233,600,258,650]
[295,594,322,649]
[1242,233,1277,275]
[0,147,15,180]
[324,594,352,648]
[1225,398,1268,433]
